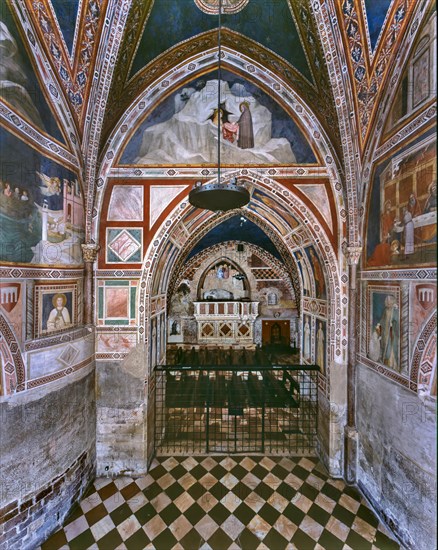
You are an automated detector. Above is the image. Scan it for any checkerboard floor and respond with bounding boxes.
[41,456,399,549]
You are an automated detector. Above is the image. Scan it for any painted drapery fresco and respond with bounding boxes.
[120,72,316,166]
[0,128,84,265]
[304,245,326,299]
[0,8,64,141]
[366,135,436,269]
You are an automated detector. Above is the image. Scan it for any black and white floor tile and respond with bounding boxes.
[41,456,399,549]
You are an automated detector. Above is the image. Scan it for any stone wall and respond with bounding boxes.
[0,367,95,549]
[356,363,436,550]
[96,345,150,476]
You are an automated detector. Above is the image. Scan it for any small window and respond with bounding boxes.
[267,292,278,305]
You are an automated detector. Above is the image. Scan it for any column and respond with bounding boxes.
[81,243,100,326]
[41,205,49,241]
[344,246,362,484]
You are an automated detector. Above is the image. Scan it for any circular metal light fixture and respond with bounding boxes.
[188,0,250,213]
[189,179,250,211]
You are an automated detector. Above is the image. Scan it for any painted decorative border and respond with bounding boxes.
[374,106,436,162]
[24,326,91,352]
[97,280,138,326]
[0,103,78,169]
[360,268,437,280]
[108,167,329,178]
[95,352,131,360]
[358,280,423,392]
[0,267,84,279]
[96,270,142,278]
[10,0,82,157]
[0,313,25,393]
[105,228,143,264]
[302,298,328,318]
[411,313,437,393]
[357,354,413,391]
[366,284,403,373]
[26,358,93,390]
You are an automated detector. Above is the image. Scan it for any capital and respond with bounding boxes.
[346,246,362,266]
[81,243,100,263]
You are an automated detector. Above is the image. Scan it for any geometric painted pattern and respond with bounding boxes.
[57,344,80,368]
[107,229,142,263]
[41,455,399,549]
[252,268,280,280]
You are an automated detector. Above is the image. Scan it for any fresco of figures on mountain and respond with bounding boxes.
[366,135,436,269]
[120,70,316,166]
[0,128,84,265]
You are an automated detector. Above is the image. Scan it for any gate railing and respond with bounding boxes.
[154,365,319,456]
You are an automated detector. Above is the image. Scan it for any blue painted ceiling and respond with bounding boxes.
[188,215,282,260]
[50,0,80,53]
[130,0,313,82]
[364,0,393,50]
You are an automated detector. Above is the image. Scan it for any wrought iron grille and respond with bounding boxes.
[154,365,318,456]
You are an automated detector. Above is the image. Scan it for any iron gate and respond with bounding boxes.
[154,365,318,456]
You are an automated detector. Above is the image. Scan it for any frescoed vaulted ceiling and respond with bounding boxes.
[1,0,433,225]
[4,0,425,150]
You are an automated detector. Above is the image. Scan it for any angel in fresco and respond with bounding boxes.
[37,172,61,196]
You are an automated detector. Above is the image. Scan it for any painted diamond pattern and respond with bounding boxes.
[4,362,14,374]
[57,344,80,367]
[219,323,232,337]
[109,230,141,262]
